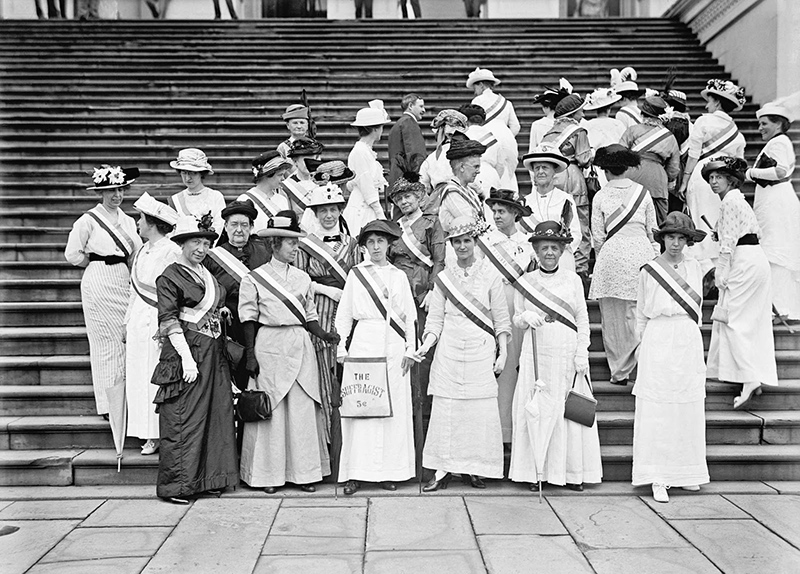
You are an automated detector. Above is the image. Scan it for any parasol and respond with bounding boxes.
[105,373,128,472]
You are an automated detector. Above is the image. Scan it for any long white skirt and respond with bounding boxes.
[81,261,129,415]
[509,323,602,486]
[338,319,415,483]
[707,245,779,385]
[125,296,160,439]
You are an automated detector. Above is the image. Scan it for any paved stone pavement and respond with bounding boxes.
[1,481,800,574]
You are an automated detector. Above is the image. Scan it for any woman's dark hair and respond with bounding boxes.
[269,236,291,251]
[143,213,174,235]
[764,114,792,134]
[708,94,737,114]
[357,125,378,138]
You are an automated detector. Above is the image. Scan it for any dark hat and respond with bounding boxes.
[389,170,426,200]
[640,95,668,118]
[287,137,324,158]
[221,199,258,222]
[310,160,355,185]
[357,219,402,246]
[528,220,572,245]
[252,151,293,182]
[532,89,561,108]
[554,94,586,118]
[594,144,641,170]
[485,188,531,217]
[459,103,486,123]
[446,133,487,160]
[257,210,306,238]
[652,211,707,244]
[171,212,218,244]
[87,165,139,191]
[701,155,747,185]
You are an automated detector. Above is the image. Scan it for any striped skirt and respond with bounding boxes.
[80,261,130,414]
[312,292,338,442]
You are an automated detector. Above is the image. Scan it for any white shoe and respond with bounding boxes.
[652,483,669,503]
[681,485,700,492]
[141,439,159,455]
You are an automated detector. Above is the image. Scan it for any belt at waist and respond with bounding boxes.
[753,177,791,187]
[737,234,759,246]
[88,253,127,265]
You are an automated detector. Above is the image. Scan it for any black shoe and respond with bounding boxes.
[381,482,397,491]
[264,486,279,494]
[300,484,316,493]
[343,480,359,496]
[204,489,223,498]
[101,414,109,421]
[422,473,452,492]
[566,483,584,492]
[610,378,629,386]
[464,474,486,489]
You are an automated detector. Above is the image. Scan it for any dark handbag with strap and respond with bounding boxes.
[222,321,245,369]
[584,165,601,200]
[564,373,597,427]
[235,388,272,422]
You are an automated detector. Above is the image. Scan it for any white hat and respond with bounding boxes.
[756,91,800,122]
[700,79,746,112]
[522,143,569,173]
[169,148,214,174]
[133,192,178,226]
[610,67,639,95]
[351,100,391,127]
[584,87,622,111]
[466,67,501,89]
[306,183,346,208]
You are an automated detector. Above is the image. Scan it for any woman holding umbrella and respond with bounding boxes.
[509,220,601,492]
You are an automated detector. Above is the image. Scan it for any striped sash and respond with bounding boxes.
[178,266,219,327]
[399,219,433,268]
[604,183,647,241]
[130,246,158,307]
[553,123,582,150]
[352,265,406,340]
[442,182,484,221]
[243,190,280,220]
[618,107,642,125]
[207,247,249,284]
[281,176,312,211]
[517,213,541,234]
[475,129,498,149]
[476,235,526,284]
[170,192,190,217]
[483,94,508,125]
[86,207,136,258]
[249,265,307,327]
[699,121,740,160]
[515,275,578,332]
[299,234,349,286]
[643,259,701,324]
[631,126,673,154]
[434,269,494,337]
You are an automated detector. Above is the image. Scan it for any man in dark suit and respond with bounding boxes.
[388,93,427,188]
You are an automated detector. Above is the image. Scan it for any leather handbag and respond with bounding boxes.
[584,165,601,200]
[222,321,245,368]
[235,388,272,422]
[564,373,597,427]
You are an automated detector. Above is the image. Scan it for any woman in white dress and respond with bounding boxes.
[590,145,660,386]
[509,220,601,491]
[747,99,800,321]
[415,215,510,491]
[678,80,747,266]
[335,219,417,494]
[168,148,226,238]
[125,193,180,455]
[520,144,581,272]
[65,165,142,417]
[703,157,779,408]
[633,212,709,503]
[344,104,390,236]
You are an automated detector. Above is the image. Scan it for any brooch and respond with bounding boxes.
[544,315,555,323]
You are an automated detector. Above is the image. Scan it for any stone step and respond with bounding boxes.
[0,385,95,416]
[0,279,81,302]
[0,448,83,486]
[0,261,81,280]
[0,302,84,327]
[0,243,68,262]
[1,415,141,450]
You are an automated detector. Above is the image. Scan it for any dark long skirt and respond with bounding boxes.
[153,330,239,498]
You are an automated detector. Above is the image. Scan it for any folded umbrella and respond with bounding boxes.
[105,373,128,472]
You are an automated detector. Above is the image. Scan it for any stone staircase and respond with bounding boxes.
[1,18,799,486]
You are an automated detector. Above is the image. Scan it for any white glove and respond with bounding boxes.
[714,255,731,290]
[336,346,348,364]
[168,332,198,383]
[319,285,343,302]
[521,310,545,329]
[574,353,589,373]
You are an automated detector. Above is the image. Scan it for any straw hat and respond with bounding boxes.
[610,67,640,96]
[352,100,391,127]
[87,165,139,191]
[444,215,484,240]
[306,183,346,208]
[171,214,218,244]
[522,143,568,173]
[756,92,800,122]
[252,151,293,182]
[282,104,309,121]
[700,155,747,185]
[133,191,178,225]
[701,79,746,112]
[309,160,355,185]
[430,109,468,131]
[257,210,306,238]
[170,148,214,174]
[466,67,501,89]
[584,87,622,111]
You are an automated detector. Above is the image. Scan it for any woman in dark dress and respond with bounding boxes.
[152,214,239,504]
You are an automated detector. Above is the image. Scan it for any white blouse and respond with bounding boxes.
[65,207,142,267]
[171,187,227,237]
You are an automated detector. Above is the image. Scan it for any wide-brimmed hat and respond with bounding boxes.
[528,220,573,245]
[485,188,531,217]
[701,79,746,112]
[663,89,688,112]
[133,191,178,225]
[700,155,747,184]
[522,143,568,173]
[466,67,500,89]
[221,199,258,222]
[640,95,668,118]
[756,92,800,123]
[87,165,139,191]
[306,183,346,208]
[446,133,487,160]
[170,148,214,174]
[171,213,218,244]
[652,211,706,244]
[584,87,622,111]
[351,100,391,127]
[444,215,484,240]
[459,103,486,123]
[389,171,426,200]
[252,151,293,182]
[257,210,306,238]
[594,144,641,170]
[287,137,324,157]
[310,160,355,185]
[430,109,468,131]
[554,94,586,118]
[282,104,309,121]
[610,67,640,96]
[357,219,402,246]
